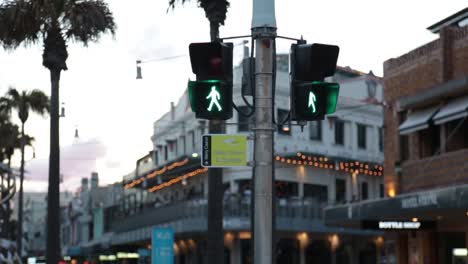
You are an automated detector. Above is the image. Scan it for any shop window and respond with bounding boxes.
[335,179,346,203]
[361,182,369,200]
[276,181,298,198]
[304,184,328,202]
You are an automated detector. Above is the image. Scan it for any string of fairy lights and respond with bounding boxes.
[275,152,384,176]
[124,151,384,193]
[148,168,208,193]
[124,158,190,189]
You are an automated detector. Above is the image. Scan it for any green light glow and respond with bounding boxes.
[326,84,339,114]
[206,85,222,111]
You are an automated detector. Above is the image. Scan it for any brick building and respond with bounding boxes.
[325,7,468,264]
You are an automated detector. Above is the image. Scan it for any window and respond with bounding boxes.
[399,112,409,162]
[277,109,291,135]
[238,106,253,132]
[378,128,383,152]
[357,124,367,149]
[445,118,468,152]
[303,184,328,202]
[164,145,168,161]
[419,125,440,158]
[188,130,195,150]
[379,184,384,198]
[361,182,368,200]
[276,181,298,198]
[335,120,344,145]
[172,141,178,157]
[335,179,346,203]
[309,121,322,141]
[154,151,159,166]
[400,135,409,162]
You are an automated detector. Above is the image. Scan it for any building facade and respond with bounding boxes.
[325,7,468,264]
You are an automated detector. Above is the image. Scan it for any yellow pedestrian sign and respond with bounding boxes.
[202,134,248,167]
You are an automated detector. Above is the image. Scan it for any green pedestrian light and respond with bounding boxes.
[290,43,340,121]
[293,81,340,120]
[188,42,233,120]
[206,85,222,112]
[308,91,317,113]
[188,79,231,120]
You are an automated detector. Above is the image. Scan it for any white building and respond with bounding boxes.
[115,55,385,264]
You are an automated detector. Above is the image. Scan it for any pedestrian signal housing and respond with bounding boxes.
[290,43,340,121]
[188,42,233,120]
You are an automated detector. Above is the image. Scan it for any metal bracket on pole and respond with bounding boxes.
[219,35,252,41]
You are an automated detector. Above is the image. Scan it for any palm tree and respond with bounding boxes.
[167,0,230,263]
[168,0,230,41]
[0,87,47,255]
[0,117,34,240]
[0,1,116,261]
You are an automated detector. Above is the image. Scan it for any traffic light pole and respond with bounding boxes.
[206,120,224,264]
[252,0,276,262]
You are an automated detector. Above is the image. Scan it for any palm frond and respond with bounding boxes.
[28,89,50,115]
[0,0,43,49]
[6,87,20,102]
[167,0,229,26]
[63,0,116,45]
[167,0,190,12]
[199,0,229,26]
[0,97,13,116]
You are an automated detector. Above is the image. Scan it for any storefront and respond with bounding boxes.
[324,184,468,264]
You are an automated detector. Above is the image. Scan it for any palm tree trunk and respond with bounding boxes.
[46,69,61,264]
[206,21,224,264]
[210,21,220,41]
[0,167,3,238]
[17,122,25,256]
[6,156,12,239]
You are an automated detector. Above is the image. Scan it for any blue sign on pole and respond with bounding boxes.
[152,227,174,264]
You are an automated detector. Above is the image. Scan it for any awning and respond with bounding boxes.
[399,105,440,135]
[433,95,468,125]
[324,183,468,228]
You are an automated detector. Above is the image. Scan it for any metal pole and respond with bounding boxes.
[251,0,276,261]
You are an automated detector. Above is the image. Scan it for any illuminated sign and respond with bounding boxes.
[378,221,421,229]
[362,220,436,230]
[116,252,139,259]
[99,255,117,261]
[453,248,468,257]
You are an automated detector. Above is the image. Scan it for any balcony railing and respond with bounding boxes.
[401,148,468,192]
[105,195,325,233]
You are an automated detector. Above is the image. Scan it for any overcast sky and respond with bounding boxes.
[0,0,466,192]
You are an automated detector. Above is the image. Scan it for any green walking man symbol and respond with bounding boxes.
[308,91,317,113]
[206,85,222,111]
